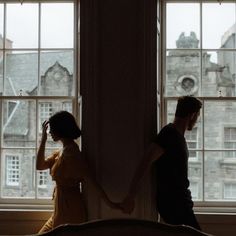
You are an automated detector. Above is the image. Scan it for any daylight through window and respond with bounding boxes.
[0,1,79,206]
[164,1,236,203]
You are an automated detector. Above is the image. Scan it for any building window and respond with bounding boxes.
[6,155,20,186]
[39,102,53,125]
[224,183,236,199]
[7,101,17,118]
[224,127,236,158]
[164,1,236,204]
[185,127,198,159]
[63,101,72,113]
[38,171,48,188]
[0,1,79,206]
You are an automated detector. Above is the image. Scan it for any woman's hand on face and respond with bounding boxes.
[41,120,49,142]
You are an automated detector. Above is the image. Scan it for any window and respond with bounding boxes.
[185,127,198,159]
[7,101,17,118]
[63,101,73,113]
[38,171,48,188]
[0,1,79,206]
[39,103,53,123]
[163,1,236,204]
[224,183,236,199]
[6,155,20,186]
[39,102,53,132]
[224,127,236,158]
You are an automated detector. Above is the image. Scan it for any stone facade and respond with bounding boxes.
[0,36,75,199]
[166,31,236,201]
[2,27,236,201]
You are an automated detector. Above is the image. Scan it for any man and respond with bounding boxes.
[121,96,202,230]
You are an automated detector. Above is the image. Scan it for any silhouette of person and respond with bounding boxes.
[121,96,202,230]
[37,111,119,233]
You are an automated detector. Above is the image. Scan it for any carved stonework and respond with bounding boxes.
[41,61,73,96]
[175,75,199,95]
[176,32,199,49]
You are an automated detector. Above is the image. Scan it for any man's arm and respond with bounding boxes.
[121,142,164,213]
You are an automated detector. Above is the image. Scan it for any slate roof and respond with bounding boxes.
[2,51,73,136]
[5,51,73,95]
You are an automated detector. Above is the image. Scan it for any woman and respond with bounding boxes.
[37,111,118,233]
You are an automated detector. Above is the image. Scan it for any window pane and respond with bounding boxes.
[38,100,73,148]
[6,3,38,49]
[166,3,200,49]
[188,152,203,201]
[205,151,236,201]
[167,100,202,149]
[202,51,236,97]
[202,3,236,49]
[41,3,74,48]
[4,51,38,96]
[62,101,73,113]
[165,50,200,97]
[37,156,54,199]
[204,101,236,150]
[1,149,35,198]
[224,183,236,200]
[3,100,36,148]
[39,50,74,96]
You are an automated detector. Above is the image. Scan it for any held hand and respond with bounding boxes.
[107,200,123,211]
[41,120,49,142]
[120,196,135,214]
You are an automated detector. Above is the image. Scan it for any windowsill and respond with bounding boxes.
[0,203,53,211]
[194,206,236,214]
[1,204,236,214]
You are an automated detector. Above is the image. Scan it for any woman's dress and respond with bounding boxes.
[38,143,87,233]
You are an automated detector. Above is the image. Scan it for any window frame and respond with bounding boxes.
[161,0,236,210]
[0,0,80,209]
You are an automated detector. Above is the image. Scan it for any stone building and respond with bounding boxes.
[0,36,75,198]
[166,31,236,200]
[2,27,236,201]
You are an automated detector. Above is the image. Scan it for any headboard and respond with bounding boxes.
[37,218,213,236]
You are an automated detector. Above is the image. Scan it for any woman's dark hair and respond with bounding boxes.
[175,96,202,118]
[49,111,81,139]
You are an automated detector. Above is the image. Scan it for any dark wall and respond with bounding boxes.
[80,0,157,220]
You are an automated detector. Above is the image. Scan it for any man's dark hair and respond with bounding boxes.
[49,111,81,139]
[175,96,202,118]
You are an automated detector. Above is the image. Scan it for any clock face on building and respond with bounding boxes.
[176,75,199,95]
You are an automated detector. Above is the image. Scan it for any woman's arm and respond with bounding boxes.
[36,120,50,170]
